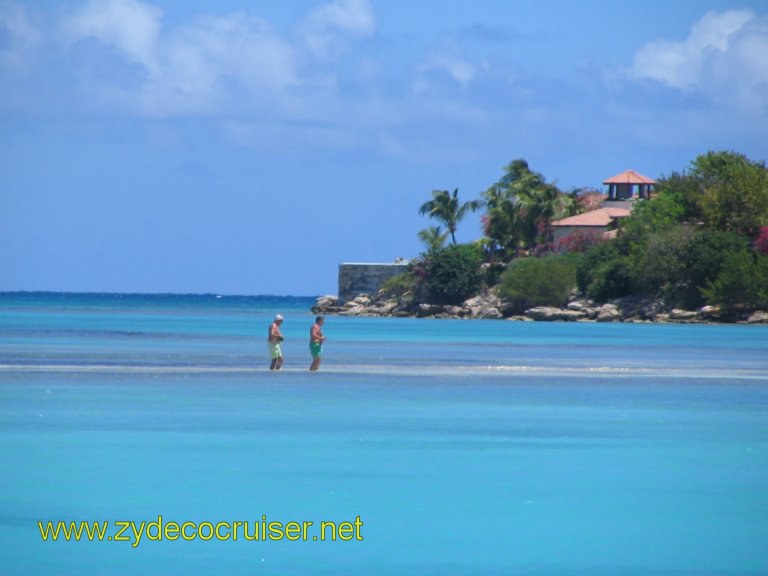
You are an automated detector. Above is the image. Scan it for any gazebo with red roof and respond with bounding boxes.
[604,170,656,201]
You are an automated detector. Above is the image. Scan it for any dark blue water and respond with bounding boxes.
[1,293,767,575]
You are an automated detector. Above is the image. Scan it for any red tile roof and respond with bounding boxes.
[551,207,631,227]
[603,170,656,185]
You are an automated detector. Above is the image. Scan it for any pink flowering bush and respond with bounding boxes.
[755,226,768,255]
[552,230,607,254]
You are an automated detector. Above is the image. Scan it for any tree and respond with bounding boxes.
[575,240,633,302]
[702,251,768,316]
[417,226,449,256]
[425,244,484,304]
[418,188,482,245]
[631,227,748,309]
[514,180,572,246]
[654,151,768,237]
[692,151,768,236]
[481,159,570,257]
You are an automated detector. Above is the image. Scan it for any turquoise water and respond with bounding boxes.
[1,293,767,575]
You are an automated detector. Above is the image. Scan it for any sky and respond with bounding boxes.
[2,0,767,296]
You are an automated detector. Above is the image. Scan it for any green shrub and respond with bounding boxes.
[702,251,768,316]
[586,259,633,302]
[632,226,696,298]
[425,244,484,304]
[575,241,633,301]
[481,262,506,289]
[672,230,748,308]
[630,226,749,309]
[499,256,577,313]
[379,271,417,299]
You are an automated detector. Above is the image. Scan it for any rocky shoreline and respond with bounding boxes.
[312,292,768,325]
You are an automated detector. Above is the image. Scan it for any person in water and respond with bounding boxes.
[309,316,326,371]
[268,314,284,370]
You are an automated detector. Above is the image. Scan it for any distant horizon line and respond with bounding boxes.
[0,290,324,299]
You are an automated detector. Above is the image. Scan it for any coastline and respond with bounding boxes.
[312,292,768,325]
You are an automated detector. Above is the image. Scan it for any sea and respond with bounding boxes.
[1,292,767,575]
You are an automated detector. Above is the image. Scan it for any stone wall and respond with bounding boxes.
[338,263,409,304]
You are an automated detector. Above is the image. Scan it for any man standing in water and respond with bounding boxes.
[309,316,326,371]
[268,314,284,370]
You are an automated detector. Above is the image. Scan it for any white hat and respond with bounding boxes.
[275,314,284,321]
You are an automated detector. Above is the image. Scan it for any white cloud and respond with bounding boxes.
[415,53,476,91]
[300,0,375,58]
[62,0,298,115]
[702,15,768,112]
[158,14,297,110]
[0,1,41,69]
[64,0,162,75]
[59,0,378,115]
[629,10,768,111]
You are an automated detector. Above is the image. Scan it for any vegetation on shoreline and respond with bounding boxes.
[391,151,768,320]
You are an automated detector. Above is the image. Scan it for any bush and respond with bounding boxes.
[552,229,607,254]
[481,261,506,289]
[379,271,417,299]
[425,244,484,304]
[575,241,632,301]
[676,230,749,308]
[586,259,634,302]
[499,256,577,313]
[755,227,768,255]
[702,251,768,316]
[631,227,748,309]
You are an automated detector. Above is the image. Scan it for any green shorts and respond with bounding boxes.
[269,342,282,360]
[310,341,323,359]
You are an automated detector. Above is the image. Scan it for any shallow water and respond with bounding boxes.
[1,293,767,575]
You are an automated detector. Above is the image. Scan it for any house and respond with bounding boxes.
[551,169,655,245]
[604,169,656,202]
[551,206,631,243]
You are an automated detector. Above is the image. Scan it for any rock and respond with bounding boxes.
[596,306,621,322]
[699,305,721,320]
[417,303,443,317]
[372,301,397,315]
[463,294,502,319]
[465,306,481,319]
[477,307,503,320]
[524,307,586,321]
[747,310,768,324]
[561,309,587,321]
[338,305,363,316]
[669,309,699,322]
[314,294,337,307]
[312,295,341,314]
[584,307,601,320]
[567,301,588,311]
[524,307,562,321]
[610,296,673,321]
[443,305,465,318]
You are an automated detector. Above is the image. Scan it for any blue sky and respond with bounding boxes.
[2,0,767,296]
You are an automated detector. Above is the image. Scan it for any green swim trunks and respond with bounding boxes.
[310,341,322,359]
[269,341,282,360]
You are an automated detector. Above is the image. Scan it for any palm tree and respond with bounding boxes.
[514,181,565,246]
[481,159,571,253]
[418,188,482,244]
[418,226,449,256]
